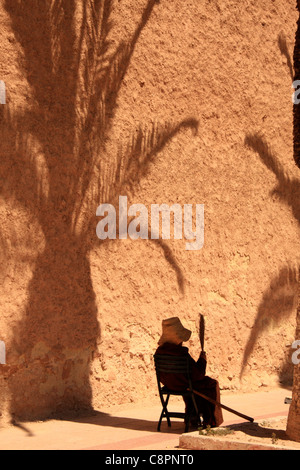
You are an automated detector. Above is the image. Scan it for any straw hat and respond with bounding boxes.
[158,317,192,345]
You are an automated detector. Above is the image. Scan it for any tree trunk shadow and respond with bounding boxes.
[8,239,100,420]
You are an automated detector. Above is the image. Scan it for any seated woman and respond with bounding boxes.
[155,316,223,428]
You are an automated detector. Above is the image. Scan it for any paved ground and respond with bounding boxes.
[0,387,292,450]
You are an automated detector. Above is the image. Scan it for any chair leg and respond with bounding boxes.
[157,410,164,431]
[184,415,190,433]
[157,394,171,431]
[165,394,171,427]
[184,397,202,433]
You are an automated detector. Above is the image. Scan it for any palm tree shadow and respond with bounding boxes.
[241,133,300,379]
[0,0,199,421]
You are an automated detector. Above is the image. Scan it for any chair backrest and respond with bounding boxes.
[154,354,190,375]
[153,354,194,393]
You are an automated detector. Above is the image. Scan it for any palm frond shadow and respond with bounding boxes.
[244,133,300,225]
[1,0,198,419]
[240,265,298,378]
[79,118,199,242]
[278,32,294,80]
[241,133,300,379]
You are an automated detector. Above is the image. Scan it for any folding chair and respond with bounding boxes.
[153,354,202,432]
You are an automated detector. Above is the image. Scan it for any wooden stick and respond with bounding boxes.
[199,314,205,351]
[187,388,254,423]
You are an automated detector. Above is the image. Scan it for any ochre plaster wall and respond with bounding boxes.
[0,0,299,423]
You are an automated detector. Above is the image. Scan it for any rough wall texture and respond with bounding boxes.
[0,0,299,423]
